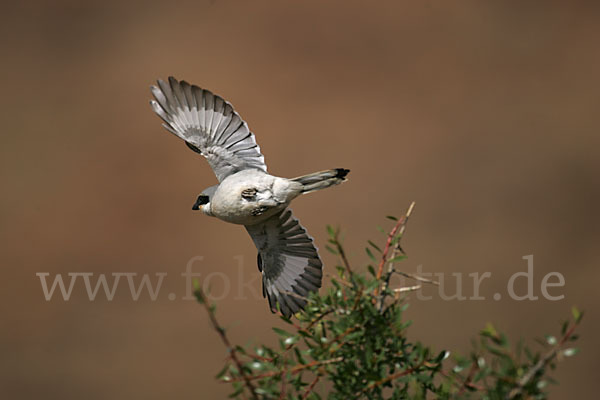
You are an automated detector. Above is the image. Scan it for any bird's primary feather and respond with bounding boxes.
[245,209,323,317]
[150,77,267,182]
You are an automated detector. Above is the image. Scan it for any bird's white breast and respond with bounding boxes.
[210,170,294,225]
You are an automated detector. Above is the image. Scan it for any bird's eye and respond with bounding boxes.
[198,195,210,204]
[192,195,210,210]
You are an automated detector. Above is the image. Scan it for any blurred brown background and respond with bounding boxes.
[1,0,598,398]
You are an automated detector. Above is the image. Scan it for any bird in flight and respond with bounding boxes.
[150,77,349,317]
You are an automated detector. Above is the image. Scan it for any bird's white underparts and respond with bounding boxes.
[150,77,349,317]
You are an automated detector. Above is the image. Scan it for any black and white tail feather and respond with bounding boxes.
[293,168,350,194]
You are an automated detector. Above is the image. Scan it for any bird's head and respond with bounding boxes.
[192,185,217,216]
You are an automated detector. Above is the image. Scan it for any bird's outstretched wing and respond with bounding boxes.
[150,77,267,182]
[245,209,323,317]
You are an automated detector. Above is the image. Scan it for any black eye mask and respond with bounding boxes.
[192,195,210,210]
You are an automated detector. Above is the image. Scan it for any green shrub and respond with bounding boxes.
[195,204,582,399]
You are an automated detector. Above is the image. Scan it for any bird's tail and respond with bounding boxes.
[292,168,350,194]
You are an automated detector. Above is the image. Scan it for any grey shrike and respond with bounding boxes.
[150,77,349,317]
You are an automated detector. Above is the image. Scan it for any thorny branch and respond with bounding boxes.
[375,203,412,280]
[376,202,417,310]
[229,357,344,382]
[195,289,260,400]
[195,205,582,399]
[301,374,322,400]
[394,270,439,286]
[354,360,428,397]
[332,229,352,276]
[507,321,580,399]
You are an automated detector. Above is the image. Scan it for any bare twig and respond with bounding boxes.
[394,271,439,286]
[393,284,422,294]
[195,289,259,400]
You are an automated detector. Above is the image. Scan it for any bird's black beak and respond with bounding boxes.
[192,195,210,210]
